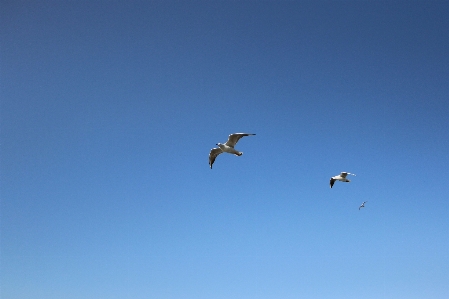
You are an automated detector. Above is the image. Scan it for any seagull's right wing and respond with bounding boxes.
[340,172,349,178]
[209,148,223,169]
[330,178,336,188]
[225,133,256,147]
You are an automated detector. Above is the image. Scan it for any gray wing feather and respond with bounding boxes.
[209,148,223,169]
[225,133,256,147]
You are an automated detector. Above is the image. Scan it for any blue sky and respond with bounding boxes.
[1,1,448,298]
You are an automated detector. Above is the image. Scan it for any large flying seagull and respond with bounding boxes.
[209,133,256,169]
[329,172,356,188]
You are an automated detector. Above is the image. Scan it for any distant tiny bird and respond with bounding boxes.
[359,201,367,210]
[329,172,356,188]
[209,133,256,169]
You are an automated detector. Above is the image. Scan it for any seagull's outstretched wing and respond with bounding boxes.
[209,148,223,169]
[340,172,356,178]
[225,133,256,147]
[330,178,336,188]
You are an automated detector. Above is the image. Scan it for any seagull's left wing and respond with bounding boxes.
[209,148,223,169]
[225,133,256,147]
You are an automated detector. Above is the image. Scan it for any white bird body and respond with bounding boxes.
[209,133,256,169]
[217,143,242,155]
[330,172,356,188]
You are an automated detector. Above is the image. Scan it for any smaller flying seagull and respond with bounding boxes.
[329,172,356,188]
[359,201,367,210]
[209,133,256,169]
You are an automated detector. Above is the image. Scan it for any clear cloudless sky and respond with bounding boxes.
[1,1,448,298]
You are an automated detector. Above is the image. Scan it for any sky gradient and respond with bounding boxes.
[1,1,449,298]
